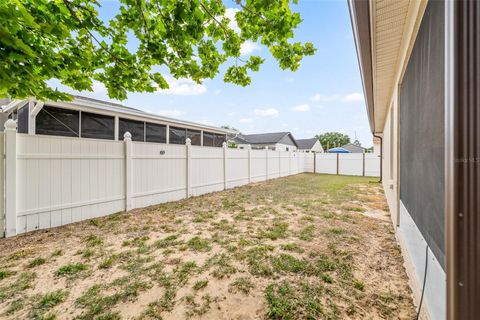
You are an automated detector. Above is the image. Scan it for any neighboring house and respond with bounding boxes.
[296,138,324,153]
[232,132,298,151]
[341,143,366,153]
[350,0,480,318]
[0,96,231,146]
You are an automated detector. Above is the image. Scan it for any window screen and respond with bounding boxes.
[214,134,225,147]
[400,0,445,268]
[146,123,167,143]
[81,112,114,140]
[169,126,186,144]
[119,118,144,141]
[187,129,201,146]
[17,105,29,134]
[36,106,79,137]
[203,132,214,147]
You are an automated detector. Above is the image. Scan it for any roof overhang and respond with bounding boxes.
[348,0,427,134]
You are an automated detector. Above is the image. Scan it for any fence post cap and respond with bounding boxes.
[4,119,17,131]
[247,144,251,150]
[185,138,191,146]
[123,131,132,141]
[265,146,269,150]
[222,141,227,148]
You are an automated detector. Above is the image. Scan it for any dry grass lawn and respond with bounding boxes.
[0,173,415,319]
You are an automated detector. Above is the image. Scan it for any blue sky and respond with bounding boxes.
[55,0,372,147]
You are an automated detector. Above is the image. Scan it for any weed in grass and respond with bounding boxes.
[206,254,237,279]
[258,221,289,240]
[193,280,208,291]
[55,263,87,277]
[175,262,198,285]
[229,277,254,294]
[30,289,68,319]
[187,237,211,252]
[6,298,25,315]
[297,225,315,241]
[51,249,63,257]
[237,237,253,247]
[28,257,46,268]
[265,280,324,320]
[321,212,337,219]
[242,245,274,277]
[99,255,117,269]
[354,280,365,291]
[185,294,213,318]
[80,248,95,259]
[84,234,103,247]
[280,243,304,253]
[7,249,33,261]
[0,269,15,280]
[271,254,309,274]
[0,271,36,302]
[140,287,176,319]
[153,235,181,249]
[326,227,347,235]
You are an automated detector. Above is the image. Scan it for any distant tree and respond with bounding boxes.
[221,125,240,133]
[315,132,350,150]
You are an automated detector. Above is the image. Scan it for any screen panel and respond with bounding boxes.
[203,132,214,147]
[81,112,115,140]
[36,106,80,137]
[187,129,201,146]
[400,0,445,268]
[169,126,186,144]
[146,123,166,143]
[119,118,144,141]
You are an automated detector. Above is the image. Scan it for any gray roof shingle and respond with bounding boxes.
[296,138,319,149]
[232,132,297,146]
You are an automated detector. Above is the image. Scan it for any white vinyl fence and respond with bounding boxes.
[0,119,379,237]
[303,152,381,177]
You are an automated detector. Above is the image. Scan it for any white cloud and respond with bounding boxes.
[238,118,254,123]
[214,89,221,95]
[224,8,240,32]
[291,104,310,112]
[157,76,207,96]
[157,109,186,117]
[240,40,261,56]
[254,108,279,118]
[310,93,339,102]
[342,92,364,102]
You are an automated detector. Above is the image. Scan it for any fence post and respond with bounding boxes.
[223,142,227,190]
[336,153,339,175]
[124,132,133,211]
[186,138,192,198]
[278,150,281,177]
[247,144,252,183]
[265,146,269,180]
[5,119,17,237]
[362,152,366,176]
[313,152,317,173]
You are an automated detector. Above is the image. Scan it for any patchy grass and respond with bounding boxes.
[0,174,415,319]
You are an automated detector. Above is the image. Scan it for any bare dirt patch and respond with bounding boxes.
[0,173,415,319]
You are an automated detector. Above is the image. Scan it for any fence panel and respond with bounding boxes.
[279,151,291,177]
[338,153,364,176]
[250,150,267,182]
[16,134,125,234]
[303,152,315,172]
[365,154,381,177]
[226,148,249,188]
[0,133,4,237]
[315,153,338,174]
[131,142,186,208]
[190,146,224,196]
[268,150,280,178]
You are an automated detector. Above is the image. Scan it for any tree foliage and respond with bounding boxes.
[315,132,350,150]
[1,0,315,101]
